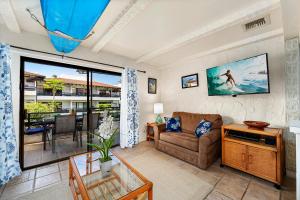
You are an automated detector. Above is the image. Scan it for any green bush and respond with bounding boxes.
[25,102,52,113]
[98,103,111,110]
[25,102,54,120]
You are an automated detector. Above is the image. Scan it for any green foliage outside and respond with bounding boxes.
[97,103,111,110]
[43,78,64,100]
[25,102,54,120]
[43,77,64,111]
[25,102,53,113]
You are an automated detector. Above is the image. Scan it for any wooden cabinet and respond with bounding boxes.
[247,146,277,181]
[223,141,246,171]
[221,124,284,187]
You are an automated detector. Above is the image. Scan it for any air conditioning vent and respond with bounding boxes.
[243,15,271,31]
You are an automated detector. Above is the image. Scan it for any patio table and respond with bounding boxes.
[25,116,84,150]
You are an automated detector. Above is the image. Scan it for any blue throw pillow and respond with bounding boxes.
[165,117,181,132]
[195,120,212,137]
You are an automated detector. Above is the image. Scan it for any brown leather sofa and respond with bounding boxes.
[154,112,223,169]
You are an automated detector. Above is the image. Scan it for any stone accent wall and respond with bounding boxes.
[285,37,300,172]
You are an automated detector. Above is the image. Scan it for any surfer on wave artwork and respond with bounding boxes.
[220,69,236,88]
[206,54,269,96]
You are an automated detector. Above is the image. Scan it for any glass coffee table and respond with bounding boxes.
[69,151,153,200]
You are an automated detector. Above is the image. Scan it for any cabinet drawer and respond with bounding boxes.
[223,141,246,171]
[247,146,277,182]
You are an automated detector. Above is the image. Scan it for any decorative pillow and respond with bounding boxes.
[165,117,181,132]
[195,120,212,137]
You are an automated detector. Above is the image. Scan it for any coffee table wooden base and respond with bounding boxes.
[69,152,153,200]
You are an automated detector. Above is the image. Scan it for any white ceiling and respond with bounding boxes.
[0,0,283,68]
[103,0,263,58]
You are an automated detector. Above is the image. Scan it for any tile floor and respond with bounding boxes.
[24,135,88,168]
[113,142,296,200]
[0,160,69,200]
[23,123,120,168]
[0,142,296,200]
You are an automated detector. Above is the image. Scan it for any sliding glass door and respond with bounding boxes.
[89,71,121,146]
[20,57,121,169]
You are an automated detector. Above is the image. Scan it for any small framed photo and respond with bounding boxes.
[181,73,199,89]
[148,78,157,94]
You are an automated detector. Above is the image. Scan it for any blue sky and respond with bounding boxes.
[25,62,121,85]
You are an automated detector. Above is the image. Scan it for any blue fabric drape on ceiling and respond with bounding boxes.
[40,0,110,53]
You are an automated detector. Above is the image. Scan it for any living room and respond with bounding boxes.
[0,0,299,200]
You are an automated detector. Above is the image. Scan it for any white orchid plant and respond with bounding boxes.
[87,111,118,163]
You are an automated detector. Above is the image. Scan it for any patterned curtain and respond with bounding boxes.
[0,43,21,186]
[120,68,139,148]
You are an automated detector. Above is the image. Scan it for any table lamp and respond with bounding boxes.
[154,103,164,123]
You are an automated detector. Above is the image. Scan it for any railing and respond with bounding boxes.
[25,107,120,127]
[93,92,121,97]
[24,87,36,91]
[24,84,36,90]
[24,83,35,87]
[36,91,121,98]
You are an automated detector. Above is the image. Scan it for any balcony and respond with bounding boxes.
[24,86,36,91]
[37,91,120,98]
[94,92,121,97]
[24,86,37,97]
[24,108,120,168]
[36,91,120,101]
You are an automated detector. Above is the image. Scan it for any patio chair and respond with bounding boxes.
[78,113,100,145]
[25,124,51,150]
[52,115,76,153]
[25,127,45,135]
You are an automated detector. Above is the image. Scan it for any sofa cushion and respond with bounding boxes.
[195,120,212,137]
[173,112,222,134]
[165,117,181,132]
[160,132,198,152]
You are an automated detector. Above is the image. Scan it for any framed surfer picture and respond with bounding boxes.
[148,78,157,94]
[206,53,270,96]
[181,73,199,89]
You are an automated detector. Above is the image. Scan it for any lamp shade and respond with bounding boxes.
[154,103,163,114]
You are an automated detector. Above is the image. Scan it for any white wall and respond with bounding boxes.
[159,34,299,172]
[159,35,286,127]
[63,85,71,93]
[0,25,161,145]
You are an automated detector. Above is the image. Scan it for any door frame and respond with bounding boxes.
[19,56,121,170]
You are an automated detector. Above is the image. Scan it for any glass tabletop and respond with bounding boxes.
[72,151,146,200]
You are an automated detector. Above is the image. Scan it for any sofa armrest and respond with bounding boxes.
[198,129,221,147]
[198,128,221,169]
[153,123,166,148]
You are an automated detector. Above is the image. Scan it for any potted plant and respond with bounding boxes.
[87,111,118,176]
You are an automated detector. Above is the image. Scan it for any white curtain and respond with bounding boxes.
[120,68,139,148]
[0,43,21,186]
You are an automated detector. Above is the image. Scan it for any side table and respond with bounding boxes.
[146,122,162,141]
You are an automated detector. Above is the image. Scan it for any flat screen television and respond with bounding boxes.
[206,53,270,96]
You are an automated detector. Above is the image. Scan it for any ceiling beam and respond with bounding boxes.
[136,0,280,63]
[161,28,283,69]
[92,0,152,52]
[0,0,21,33]
[280,0,300,38]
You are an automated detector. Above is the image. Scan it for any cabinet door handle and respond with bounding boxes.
[241,153,245,161]
[248,155,253,164]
